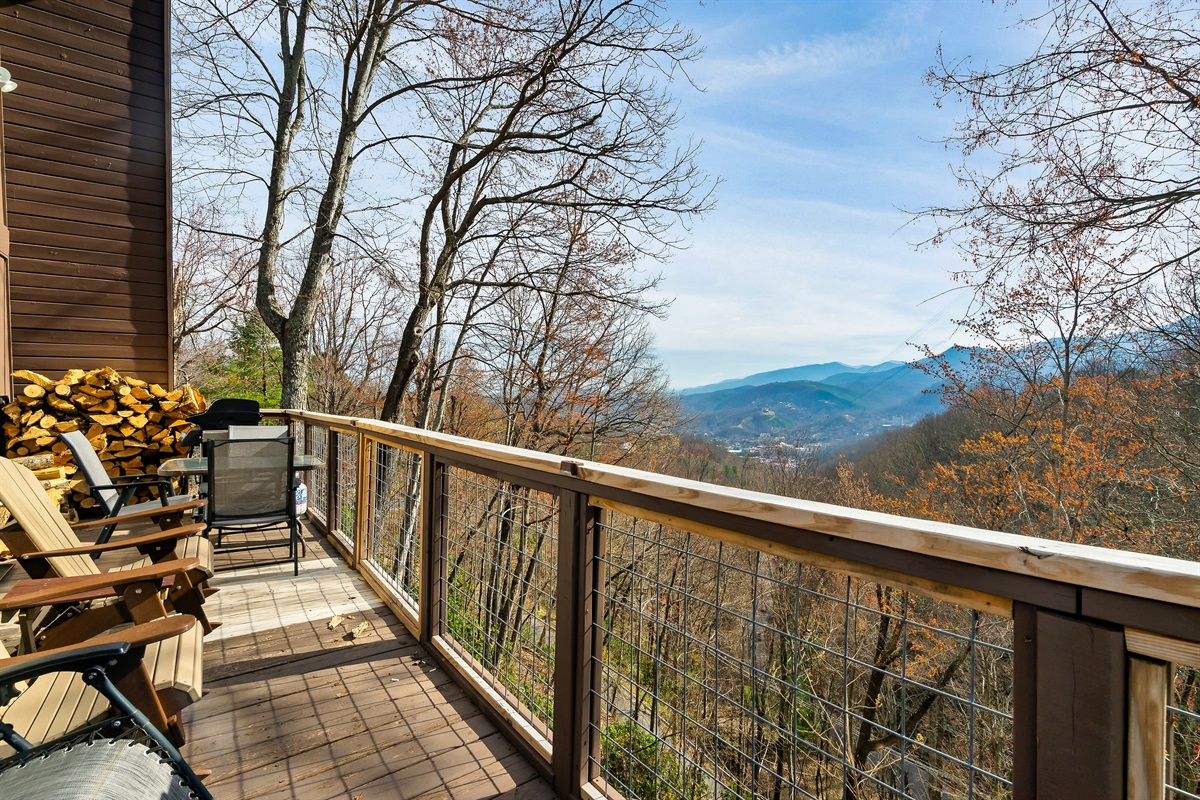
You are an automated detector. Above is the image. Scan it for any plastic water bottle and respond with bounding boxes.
[294,481,308,517]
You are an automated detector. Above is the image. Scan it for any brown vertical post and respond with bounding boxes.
[1127,655,1168,800]
[553,491,598,799]
[0,51,11,400]
[419,451,445,644]
[586,507,607,785]
[353,432,371,568]
[327,429,340,540]
[161,12,175,387]
[1011,602,1037,800]
[1033,609,1127,800]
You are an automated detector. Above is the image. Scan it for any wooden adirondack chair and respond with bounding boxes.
[0,458,218,640]
[0,616,211,797]
[0,564,206,747]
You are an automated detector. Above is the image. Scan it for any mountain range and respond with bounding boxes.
[679,349,979,446]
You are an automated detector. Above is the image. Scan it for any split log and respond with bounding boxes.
[4,368,207,513]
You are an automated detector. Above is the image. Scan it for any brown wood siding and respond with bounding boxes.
[0,0,171,386]
[0,67,11,399]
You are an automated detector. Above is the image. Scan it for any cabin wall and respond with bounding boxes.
[0,0,172,388]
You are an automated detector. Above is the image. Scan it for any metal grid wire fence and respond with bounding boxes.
[333,430,358,553]
[441,466,559,739]
[306,424,329,524]
[362,440,422,609]
[1170,666,1200,800]
[591,511,1014,800]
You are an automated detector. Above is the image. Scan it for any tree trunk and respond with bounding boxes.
[280,331,310,410]
[381,296,434,422]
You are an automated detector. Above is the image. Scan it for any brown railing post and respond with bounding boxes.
[353,431,370,568]
[326,429,340,540]
[553,488,599,799]
[1013,603,1128,800]
[1127,655,1169,799]
[419,451,445,644]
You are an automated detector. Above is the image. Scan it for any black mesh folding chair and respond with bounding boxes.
[204,436,301,575]
[58,431,205,550]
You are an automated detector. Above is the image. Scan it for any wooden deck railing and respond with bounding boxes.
[265,409,1200,800]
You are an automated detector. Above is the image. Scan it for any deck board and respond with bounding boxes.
[181,526,557,800]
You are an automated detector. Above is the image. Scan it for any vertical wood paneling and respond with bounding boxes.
[0,0,171,385]
[0,49,12,398]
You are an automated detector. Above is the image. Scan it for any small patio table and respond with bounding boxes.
[158,454,325,477]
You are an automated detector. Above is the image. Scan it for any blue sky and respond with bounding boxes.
[652,0,1041,388]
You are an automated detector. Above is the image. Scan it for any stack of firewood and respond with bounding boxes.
[2,368,206,510]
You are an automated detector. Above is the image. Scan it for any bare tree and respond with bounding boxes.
[378,0,713,421]
[925,0,1200,293]
[309,247,407,415]
[176,0,708,415]
[174,0,469,408]
[172,200,255,383]
[477,281,677,459]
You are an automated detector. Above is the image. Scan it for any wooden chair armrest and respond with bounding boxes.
[70,497,207,531]
[0,558,201,612]
[20,523,208,559]
[0,615,196,673]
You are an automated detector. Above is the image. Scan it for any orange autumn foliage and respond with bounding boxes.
[887,373,1194,557]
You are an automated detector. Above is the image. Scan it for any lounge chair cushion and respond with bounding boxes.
[0,738,196,799]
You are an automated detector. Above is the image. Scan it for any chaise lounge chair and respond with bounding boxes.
[0,615,212,799]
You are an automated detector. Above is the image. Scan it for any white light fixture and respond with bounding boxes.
[0,66,17,93]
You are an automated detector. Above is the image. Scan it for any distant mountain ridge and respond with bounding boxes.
[680,348,982,446]
[680,361,903,396]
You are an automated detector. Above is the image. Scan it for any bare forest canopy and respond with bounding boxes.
[171,0,1200,564]
[172,0,712,419]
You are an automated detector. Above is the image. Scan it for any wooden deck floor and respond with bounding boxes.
[179,527,557,800]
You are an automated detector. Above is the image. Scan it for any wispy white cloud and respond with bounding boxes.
[648,1,1036,388]
[697,30,903,92]
[688,1,928,93]
[649,197,974,388]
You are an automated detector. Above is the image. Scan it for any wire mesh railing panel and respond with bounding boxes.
[592,511,1014,800]
[333,431,358,553]
[441,465,559,739]
[307,424,329,524]
[363,440,422,609]
[289,421,305,452]
[1170,666,1200,800]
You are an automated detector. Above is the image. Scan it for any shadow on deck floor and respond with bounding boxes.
[182,527,556,800]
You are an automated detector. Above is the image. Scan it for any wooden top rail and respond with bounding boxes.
[268,409,1200,614]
